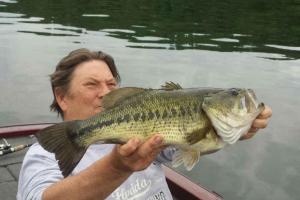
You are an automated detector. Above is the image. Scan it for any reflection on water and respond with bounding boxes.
[82,14,110,18]
[265,44,300,52]
[0,0,299,58]
[0,0,299,199]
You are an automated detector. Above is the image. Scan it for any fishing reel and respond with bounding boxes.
[0,138,11,150]
[0,138,32,156]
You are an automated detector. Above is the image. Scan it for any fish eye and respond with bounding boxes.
[229,88,239,96]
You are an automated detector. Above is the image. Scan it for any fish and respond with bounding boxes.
[35,82,265,177]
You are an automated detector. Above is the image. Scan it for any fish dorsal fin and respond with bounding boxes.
[102,87,146,109]
[161,81,183,91]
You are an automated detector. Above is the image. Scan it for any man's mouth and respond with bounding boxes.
[96,106,103,112]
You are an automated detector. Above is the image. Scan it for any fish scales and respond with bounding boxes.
[77,89,210,147]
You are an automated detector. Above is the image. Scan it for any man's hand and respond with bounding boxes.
[241,105,272,140]
[109,135,166,173]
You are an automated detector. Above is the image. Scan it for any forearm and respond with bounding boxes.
[42,135,165,200]
[42,153,132,200]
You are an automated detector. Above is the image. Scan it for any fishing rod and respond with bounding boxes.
[0,138,11,150]
[0,138,33,156]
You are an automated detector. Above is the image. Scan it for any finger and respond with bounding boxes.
[252,118,269,129]
[240,127,258,140]
[257,105,272,119]
[138,135,163,158]
[241,131,256,140]
[118,138,141,157]
[248,127,259,133]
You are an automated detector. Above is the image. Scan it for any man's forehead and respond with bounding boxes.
[72,61,115,81]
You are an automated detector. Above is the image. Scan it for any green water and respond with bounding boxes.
[0,0,299,199]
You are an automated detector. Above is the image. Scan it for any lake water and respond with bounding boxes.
[0,0,299,199]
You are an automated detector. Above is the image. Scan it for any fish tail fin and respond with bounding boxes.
[35,121,87,177]
[172,147,200,171]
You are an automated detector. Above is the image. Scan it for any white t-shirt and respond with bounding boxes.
[17,143,175,200]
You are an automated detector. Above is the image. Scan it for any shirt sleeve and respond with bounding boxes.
[17,143,63,200]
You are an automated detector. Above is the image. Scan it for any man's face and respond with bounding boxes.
[58,60,117,121]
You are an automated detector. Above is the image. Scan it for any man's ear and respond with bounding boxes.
[54,88,68,112]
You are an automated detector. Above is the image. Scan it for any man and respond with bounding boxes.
[17,48,272,200]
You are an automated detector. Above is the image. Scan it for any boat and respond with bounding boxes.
[0,123,223,200]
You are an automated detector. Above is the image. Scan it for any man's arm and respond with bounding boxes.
[42,135,164,200]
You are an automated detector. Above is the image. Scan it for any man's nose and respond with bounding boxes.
[98,84,111,98]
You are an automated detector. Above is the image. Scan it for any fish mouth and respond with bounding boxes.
[245,89,264,114]
[245,89,258,109]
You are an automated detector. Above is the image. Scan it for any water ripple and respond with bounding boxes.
[211,38,240,43]
[82,14,110,18]
[265,44,300,52]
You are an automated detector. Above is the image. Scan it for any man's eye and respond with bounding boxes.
[86,82,96,86]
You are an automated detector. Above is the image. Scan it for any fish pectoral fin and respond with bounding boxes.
[102,87,146,109]
[161,81,183,91]
[172,147,200,171]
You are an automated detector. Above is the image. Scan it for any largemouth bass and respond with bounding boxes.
[36,82,264,177]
